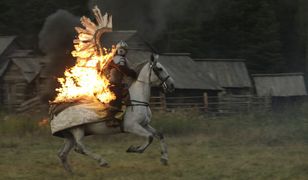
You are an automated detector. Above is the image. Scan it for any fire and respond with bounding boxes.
[52,6,116,104]
[38,118,49,127]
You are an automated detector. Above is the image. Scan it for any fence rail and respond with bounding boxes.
[150,94,271,114]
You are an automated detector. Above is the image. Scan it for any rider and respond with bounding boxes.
[106,40,137,118]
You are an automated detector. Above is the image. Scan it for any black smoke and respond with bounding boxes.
[88,0,215,42]
[38,10,80,101]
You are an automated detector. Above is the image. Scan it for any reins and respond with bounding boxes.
[128,60,169,107]
[127,100,150,107]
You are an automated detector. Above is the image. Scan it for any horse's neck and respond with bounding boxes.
[129,63,151,103]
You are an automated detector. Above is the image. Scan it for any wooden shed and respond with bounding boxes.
[194,59,253,95]
[252,73,307,109]
[0,36,24,106]
[0,50,41,111]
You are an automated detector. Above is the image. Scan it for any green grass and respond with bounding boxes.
[1,107,308,179]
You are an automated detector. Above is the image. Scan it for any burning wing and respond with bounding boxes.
[72,6,113,58]
[52,6,116,104]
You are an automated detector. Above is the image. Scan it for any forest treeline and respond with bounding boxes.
[0,0,307,74]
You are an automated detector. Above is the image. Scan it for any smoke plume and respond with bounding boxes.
[87,0,192,41]
[38,10,80,101]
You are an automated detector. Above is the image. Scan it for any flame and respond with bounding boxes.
[38,118,49,127]
[52,8,116,104]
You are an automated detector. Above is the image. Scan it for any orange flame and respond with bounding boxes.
[38,118,49,127]
[52,12,116,104]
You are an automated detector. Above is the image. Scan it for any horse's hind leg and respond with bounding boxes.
[145,125,168,165]
[58,133,75,173]
[70,127,109,167]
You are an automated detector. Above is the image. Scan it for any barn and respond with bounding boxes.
[252,73,307,109]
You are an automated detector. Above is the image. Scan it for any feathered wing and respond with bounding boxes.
[72,5,113,58]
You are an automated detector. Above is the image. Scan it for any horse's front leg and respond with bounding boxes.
[145,125,168,165]
[124,118,154,153]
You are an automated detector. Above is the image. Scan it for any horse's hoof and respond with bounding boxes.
[99,161,109,168]
[63,163,73,174]
[160,158,168,166]
[126,145,143,153]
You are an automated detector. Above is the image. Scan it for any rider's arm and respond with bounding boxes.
[113,56,137,79]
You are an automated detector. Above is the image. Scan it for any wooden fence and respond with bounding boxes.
[14,94,271,115]
[150,94,272,114]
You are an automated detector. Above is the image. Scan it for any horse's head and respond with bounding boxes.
[150,54,175,93]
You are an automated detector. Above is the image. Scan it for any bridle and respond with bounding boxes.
[128,60,170,107]
[150,60,170,90]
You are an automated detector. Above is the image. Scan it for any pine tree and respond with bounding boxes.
[201,0,284,73]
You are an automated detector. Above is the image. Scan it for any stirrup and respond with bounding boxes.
[108,105,123,113]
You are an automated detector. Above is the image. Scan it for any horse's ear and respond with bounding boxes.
[151,54,155,62]
[151,53,159,62]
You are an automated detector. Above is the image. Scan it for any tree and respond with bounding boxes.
[203,0,284,73]
[297,0,308,73]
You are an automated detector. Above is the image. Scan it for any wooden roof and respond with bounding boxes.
[252,73,307,97]
[157,54,222,90]
[11,57,41,82]
[194,59,252,88]
[0,50,35,77]
[116,51,222,90]
[0,36,16,56]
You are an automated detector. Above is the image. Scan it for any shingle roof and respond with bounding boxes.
[11,57,41,82]
[124,52,221,90]
[194,59,252,88]
[9,50,33,58]
[252,73,307,97]
[126,49,152,65]
[0,59,10,77]
[0,50,35,77]
[158,55,222,90]
[0,36,16,56]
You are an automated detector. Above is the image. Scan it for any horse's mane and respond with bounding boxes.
[123,60,148,86]
[134,60,148,75]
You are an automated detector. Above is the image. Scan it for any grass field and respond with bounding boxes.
[1,107,308,180]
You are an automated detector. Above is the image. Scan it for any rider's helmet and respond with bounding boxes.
[115,40,128,56]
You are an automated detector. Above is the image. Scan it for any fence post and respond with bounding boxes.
[203,92,208,112]
[160,92,167,111]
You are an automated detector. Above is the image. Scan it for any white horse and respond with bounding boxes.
[55,56,175,172]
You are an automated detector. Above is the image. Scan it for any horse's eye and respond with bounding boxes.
[157,67,163,71]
